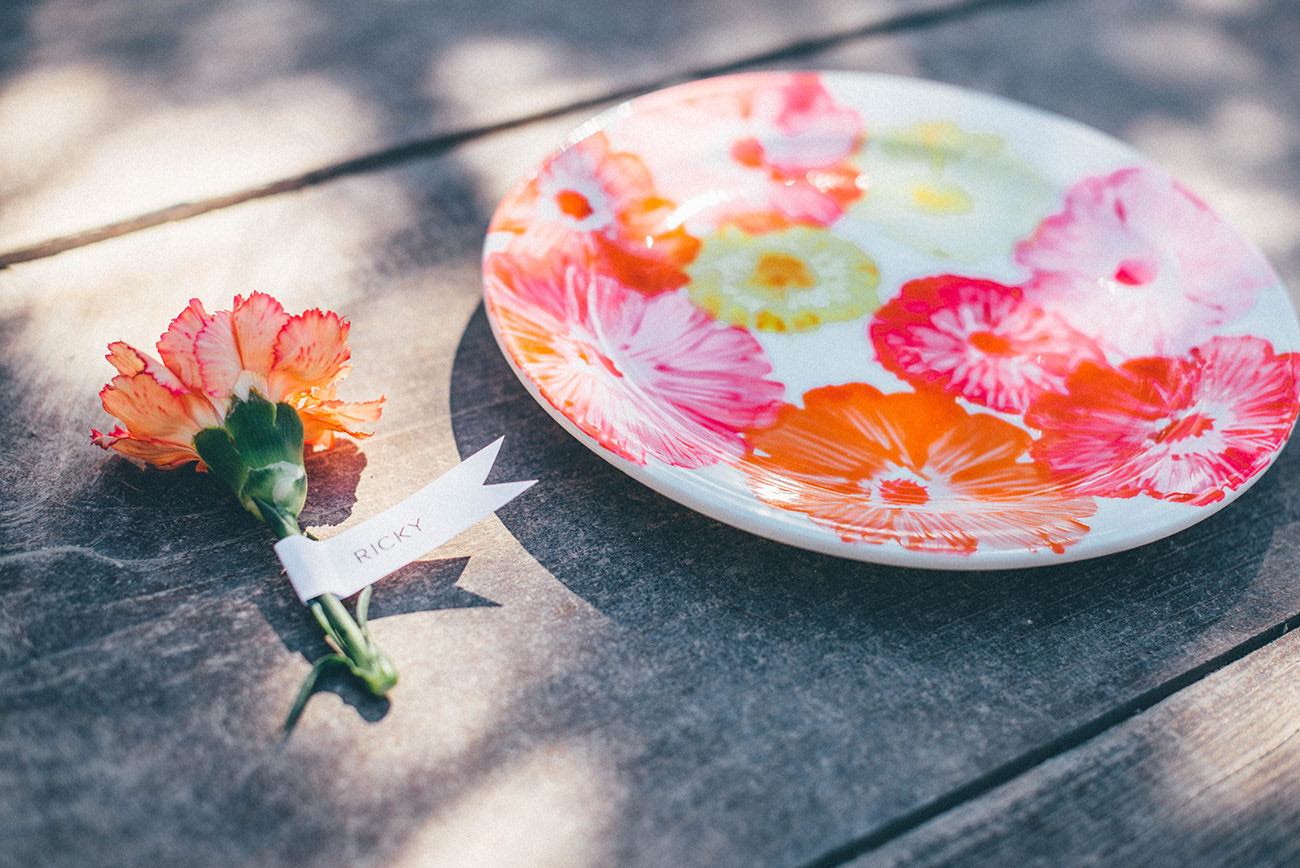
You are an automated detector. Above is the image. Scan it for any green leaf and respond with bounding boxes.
[283,654,350,733]
[356,584,373,630]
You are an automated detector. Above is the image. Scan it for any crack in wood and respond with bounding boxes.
[0,0,1051,270]
[797,612,1300,867]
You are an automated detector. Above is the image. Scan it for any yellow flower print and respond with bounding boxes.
[686,227,880,332]
[853,121,1054,263]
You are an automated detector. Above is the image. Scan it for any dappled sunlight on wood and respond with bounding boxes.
[867,627,1300,864]
[0,166,417,400]
[0,0,933,254]
[427,35,596,125]
[391,739,625,868]
[0,65,381,249]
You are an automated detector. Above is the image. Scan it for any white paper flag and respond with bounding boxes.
[275,438,535,602]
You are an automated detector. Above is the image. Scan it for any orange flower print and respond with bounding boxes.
[92,293,384,468]
[743,384,1096,554]
[490,132,700,294]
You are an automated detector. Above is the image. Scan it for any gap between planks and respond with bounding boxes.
[798,610,1300,867]
[0,0,1051,270]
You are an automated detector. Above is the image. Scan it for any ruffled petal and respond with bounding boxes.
[106,341,188,392]
[193,310,243,398]
[298,396,385,450]
[231,292,290,377]
[156,298,211,391]
[90,425,127,448]
[99,370,219,444]
[105,342,146,376]
[192,294,288,399]
[93,361,219,469]
[91,425,203,469]
[269,309,352,399]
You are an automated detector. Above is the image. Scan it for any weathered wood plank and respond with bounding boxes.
[2,1,1298,866]
[852,626,1300,867]
[0,0,957,252]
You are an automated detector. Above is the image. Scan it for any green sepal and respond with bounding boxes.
[224,392,301,468]
[192,391,308,532]
[275,398,304,454]
[194,427,247,497]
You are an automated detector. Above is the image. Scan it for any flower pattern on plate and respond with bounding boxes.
[743,384,1096,554]
[852,121,1054,263]
[686,226,880,332]
[870,275,1106,413]
[1015,166,1277,358]
[490,132,701,294]
[483,71,1300,563]
[484,252,784,467]
[612,72,865,233]
[1026,336,1300,505]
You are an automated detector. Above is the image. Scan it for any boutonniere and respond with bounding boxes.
[92,293,532,727]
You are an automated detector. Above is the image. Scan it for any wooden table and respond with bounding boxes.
[3,0,1299,865]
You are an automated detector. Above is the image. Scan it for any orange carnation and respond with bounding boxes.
[91,293,384,468]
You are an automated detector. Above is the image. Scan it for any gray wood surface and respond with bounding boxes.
[0,0,952,251]
[2,1,1299,867]
[859,626,1300,867]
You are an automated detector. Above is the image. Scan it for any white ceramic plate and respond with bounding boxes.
[481,71,1300,569]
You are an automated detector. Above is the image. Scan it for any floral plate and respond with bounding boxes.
[481,71,1300,569]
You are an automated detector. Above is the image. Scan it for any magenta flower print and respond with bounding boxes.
[484,252,784,467]
[1015,167,1276,358]
[870,275,1106,414]
[1026,336,1300,506]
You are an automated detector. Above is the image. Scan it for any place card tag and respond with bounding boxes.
[275,438,535,603]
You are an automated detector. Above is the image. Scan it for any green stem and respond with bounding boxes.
[254,497,302,542]
[273,508,399,729]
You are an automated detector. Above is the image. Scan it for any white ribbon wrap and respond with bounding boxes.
[275,438,535,603]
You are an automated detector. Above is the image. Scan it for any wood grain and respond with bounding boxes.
[855,626,1300,867]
